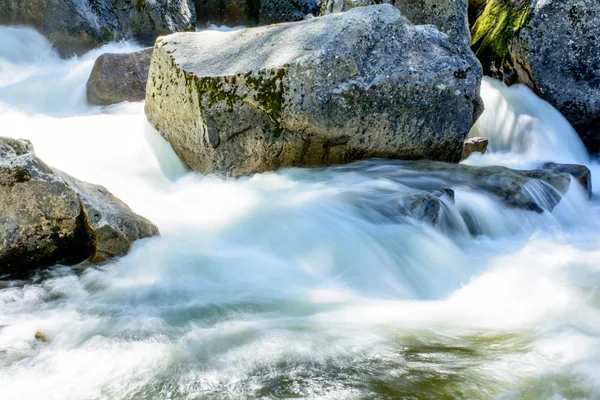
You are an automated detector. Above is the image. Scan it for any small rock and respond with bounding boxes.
[86,48,153,106]
[461,137,489,160]
[542,162,592,199]
[34,330,48,342]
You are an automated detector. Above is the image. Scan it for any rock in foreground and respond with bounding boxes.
[146,5,483,177]
[0,138,159,276]
[87,48,153,106]
[0,0,195,57]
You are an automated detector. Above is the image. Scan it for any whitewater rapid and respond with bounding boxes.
[1,26,600,399]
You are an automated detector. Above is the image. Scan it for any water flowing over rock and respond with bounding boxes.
[145,5,483,177]
[87,48,153,106]
[542,162,592,199]
[471,0,600,153]
[0,0,195,57]
[461,136,488,160]
[0,137,159,275]
[393,161,571,213]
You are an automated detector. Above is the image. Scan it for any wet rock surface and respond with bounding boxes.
[542,162,592,199]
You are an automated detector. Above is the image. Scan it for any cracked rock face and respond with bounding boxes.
[145,5,483,177]
[0,0,195,57]
[0,137,159,276]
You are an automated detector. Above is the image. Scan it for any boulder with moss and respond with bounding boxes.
[471,0,600,153]
[145,5,483,177]
[0,137,159,276]
[0,0,195,57]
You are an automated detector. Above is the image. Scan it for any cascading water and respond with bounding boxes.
[1,27,600,399]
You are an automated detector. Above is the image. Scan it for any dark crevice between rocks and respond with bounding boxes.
[247,0,260,26]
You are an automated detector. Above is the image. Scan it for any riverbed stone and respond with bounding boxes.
[145,5,483,177]
[542,162,592,199]
[461,136,488,160]
[395,161,571,213]
[0,0,195,57]
[0,137,159,276]
[87,48,153,106]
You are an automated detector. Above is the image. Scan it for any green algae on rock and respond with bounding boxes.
[470,0,531,78]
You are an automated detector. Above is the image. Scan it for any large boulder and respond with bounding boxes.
[87,48,153,106]
[471,0,600,153]
[145,5,483,177]
[0,0,195,57]
[0,137,159,276]
[319,0,472,46]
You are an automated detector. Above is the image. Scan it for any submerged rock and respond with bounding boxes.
[145,5,483,177]
[471,0,600,153]
[542,162,592,199]
[87,48,153,106]
[0,0,195,57]
[461,136,488,160]
[398,192,442,225]
[389,161,571,213]
[0,137,159,276]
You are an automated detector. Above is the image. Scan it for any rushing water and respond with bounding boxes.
[1,26,600,399]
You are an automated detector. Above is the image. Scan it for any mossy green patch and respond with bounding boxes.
[136,0,146,12]
[471,0,531,74]
[184,68,287,139]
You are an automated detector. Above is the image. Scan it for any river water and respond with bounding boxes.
[1,26,600,399]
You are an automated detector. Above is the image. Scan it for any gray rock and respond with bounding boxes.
[260,0,319,24]
[0,137,159,276]
[87,48,153,106]
[509,0,600,153]
[56,172,160,262]
[461,136,488,160]
[396,160,571,213]
[0,0,195,57]
[145,5,483,177]
[472,0,599,152]
[542,162,592,199]
[319,0,472,47]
